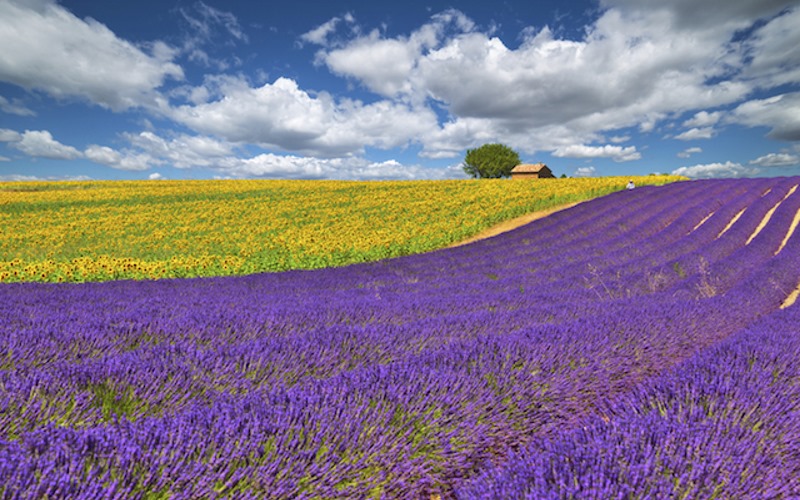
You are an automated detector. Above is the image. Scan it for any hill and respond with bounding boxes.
[0,176,681,282]
[1,177,798,498]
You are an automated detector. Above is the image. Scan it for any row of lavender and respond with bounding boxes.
[458,289,800,498]
[1,177,799,498]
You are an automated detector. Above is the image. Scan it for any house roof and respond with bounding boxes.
[511,163,549,173]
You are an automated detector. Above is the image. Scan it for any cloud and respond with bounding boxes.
[79,128,446,180]
[0,173,92,182]
[83,145,120,165]
[125,131,235,168]
[225,154,451,180]
[0,96,35,116]
[729,92,800,141]
[3,124,448,180]
[739,7,800,89]
[749,152,800,168]
[304,3,770,158]
[2,121,454,180]
[5,131,159,171]
[149,172,165,180]
[301,18,343,46]
[180,1,247,43]
[417,10,748,130]
[118,128,457,179]
[0,156,9,162]
[677,147,703,158]
[84,144,154,171]
[314,0,800,157]
[5,128,153,172]
[170,77,438,156]
[0,0,182,111]
[674,127,716,141]
[7,128,231,171]
[315,10,474,97]
[0,129,22,142]
[0,174,45,182]
[303,3,800,159]
[671,161,760,179]
[178,1,248,69]
[682,111,722,128]
[5,2,800,180]
[418,117,508,159]
[322,32,421,97]
[300,14,355,46]
[12,130,81,159]
[573,166,597,177]
[601,0,796,31]
[553,144,641,162]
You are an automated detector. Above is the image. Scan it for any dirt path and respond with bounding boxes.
[778,206,800,309]
[747,184,798,246]
[444,196,800,309]
[782,285,800,309]
[447,202,581,248]
[717,208,746,239]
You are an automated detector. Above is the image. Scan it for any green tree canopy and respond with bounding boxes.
[462,143,521,179]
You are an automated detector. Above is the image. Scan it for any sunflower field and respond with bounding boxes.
[0,176,682,283]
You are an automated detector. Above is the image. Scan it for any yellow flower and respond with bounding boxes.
[0,176,683,283]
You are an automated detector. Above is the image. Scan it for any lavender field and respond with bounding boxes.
[2,177,800,499]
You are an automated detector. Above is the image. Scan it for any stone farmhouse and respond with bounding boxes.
[510,163,555,179]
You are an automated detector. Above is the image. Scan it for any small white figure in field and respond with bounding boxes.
[626,179,635,190]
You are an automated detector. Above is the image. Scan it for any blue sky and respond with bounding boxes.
[1,0,799,181]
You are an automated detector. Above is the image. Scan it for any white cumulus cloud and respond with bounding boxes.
[77,129,448,180]
[227,154,449,180]
[315,10,473,98]
[300,14,355,46]
[573,166,597,177]
[0,96,35,116]
[672,161,760,179]
[323,33,421,97]
[674,127,716,141]
[729,92,800,141]
[601,0,796,31]
[0,128,22,142]
[84,144,154,171]
[178,1,248,70]
[682,111,722,128]
[749,152,800,168]
[301,3,769,158]
[125,131,234,168]
[677,147,703,158]
[12,130,81,159]
[146,4,800,167]
[4,1,800,180]
[0,0,183,110]
[170,77,438,157]
[739,6,800,89]
[554,144,641,162]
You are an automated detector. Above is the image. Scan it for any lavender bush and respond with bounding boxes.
[1,177,799,498]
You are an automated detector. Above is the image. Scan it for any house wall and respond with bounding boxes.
[538,167,554,178]
[510,165,555,179]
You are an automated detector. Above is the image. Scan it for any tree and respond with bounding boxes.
[462,143,521,179]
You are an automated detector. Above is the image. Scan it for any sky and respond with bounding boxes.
[1,0,800,181]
